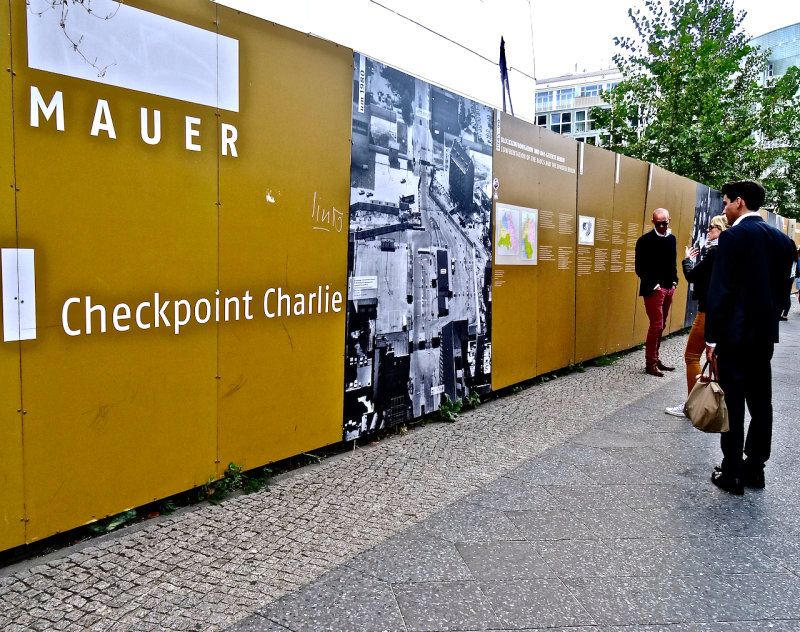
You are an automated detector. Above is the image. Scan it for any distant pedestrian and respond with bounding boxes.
[705,180,797,495]
[635,208,679,377]
[665,213,728,417]
[780,244,799,319]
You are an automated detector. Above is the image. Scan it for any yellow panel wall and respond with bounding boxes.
[535,130,578,374]
[606,155,649,353]
[0,0,26,551]
[490,113,541,389]
[215,9,352,468]
[12,0,219,542]
[667,176,701,334]
[574,144,615,363]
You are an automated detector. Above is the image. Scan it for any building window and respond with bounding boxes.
[579,84,600,97]
[536,114,547,127]
[536,91,553,111]
[550,112,571,134]
[574,110,596,133]
[605,81,619,91]
[556,88,574,108]
[767,64,774,78]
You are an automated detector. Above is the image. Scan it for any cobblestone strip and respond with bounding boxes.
[0,339,686,632]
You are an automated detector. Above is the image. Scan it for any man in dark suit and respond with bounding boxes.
[635,208,679,376]
[705,180,796,495]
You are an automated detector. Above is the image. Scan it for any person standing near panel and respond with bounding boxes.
[705,180,796,495]
[665,213,728,417]
[635,208,679,377]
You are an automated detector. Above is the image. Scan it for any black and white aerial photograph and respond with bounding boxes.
[685,183,724,326]
[343,53,494,440]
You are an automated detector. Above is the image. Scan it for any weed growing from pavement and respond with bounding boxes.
[437,394,463,422]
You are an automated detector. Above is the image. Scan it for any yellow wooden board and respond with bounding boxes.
[668,176,701,334]
[575,143,615,363]
[490,113,541,389]
[0,0,26,552]
[215,10,352,468]
[12,0,219,542]
[605,155,649,353]
[535,130,578,375]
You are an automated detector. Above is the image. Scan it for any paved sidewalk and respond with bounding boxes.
[230,305,800,632]
[1,301,798,631]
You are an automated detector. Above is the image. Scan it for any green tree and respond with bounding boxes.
[593,0,800,218]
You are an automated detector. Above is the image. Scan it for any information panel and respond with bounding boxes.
[13,0,221,542]
[490,113,542,389]
[534,130,579,375]
[216,8,352,469]
[606,155,649,353]
[575,143,615,363]
[0,0,24,551]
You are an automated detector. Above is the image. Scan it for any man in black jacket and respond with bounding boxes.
[705,180,796,495]
[635,208,679,376]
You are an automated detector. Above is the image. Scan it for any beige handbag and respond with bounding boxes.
[684,360,729,433]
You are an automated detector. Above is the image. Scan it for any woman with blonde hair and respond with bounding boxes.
[665,214,729,417]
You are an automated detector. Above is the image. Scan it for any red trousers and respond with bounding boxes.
[643,287,674,365]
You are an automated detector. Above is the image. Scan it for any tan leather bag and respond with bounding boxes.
[684,360,729,433]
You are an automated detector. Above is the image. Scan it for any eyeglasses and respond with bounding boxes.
[654,221,670,227]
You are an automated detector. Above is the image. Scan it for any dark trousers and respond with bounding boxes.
[716,343,774,476]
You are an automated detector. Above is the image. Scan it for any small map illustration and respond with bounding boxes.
[496,208,520,256]
[520,211,537,262]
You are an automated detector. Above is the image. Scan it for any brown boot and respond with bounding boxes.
[657,361,675,371]
[646,364,664,377]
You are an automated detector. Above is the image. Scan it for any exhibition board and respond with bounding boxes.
[490,113,542,389]
[11,0,221,542]
[575,143,615,363]
[532,129,579,375]
[215,8,352,469]
[606,154,650,353]
[669,174,705,334]
[0,0,25,552]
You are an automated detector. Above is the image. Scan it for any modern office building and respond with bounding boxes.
[751,22,800,85]
[533,67,622,144]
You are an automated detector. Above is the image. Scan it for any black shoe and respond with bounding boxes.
[742,461,766,488]
[711,469,743,495]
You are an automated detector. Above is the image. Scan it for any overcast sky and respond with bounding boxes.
[533,0,800,78]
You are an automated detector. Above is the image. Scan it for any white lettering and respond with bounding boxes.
[140,108,161,145]
[136,302,151,329]
[90,99,117,138]
[185,116,201,151]
[332,291,342,312]
[224,296,239,322]
[154,292,171,328]
[30,86,64,131]
[174,299,191,334]
[85,296,106,334]
[243,290,253,320]
[113,303,131,332]
[221,123,238,157]
[195,298,211,324]
[264,288,276,318]
[62,297,81,336]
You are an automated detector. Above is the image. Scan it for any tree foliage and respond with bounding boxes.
[593,0,800,218]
